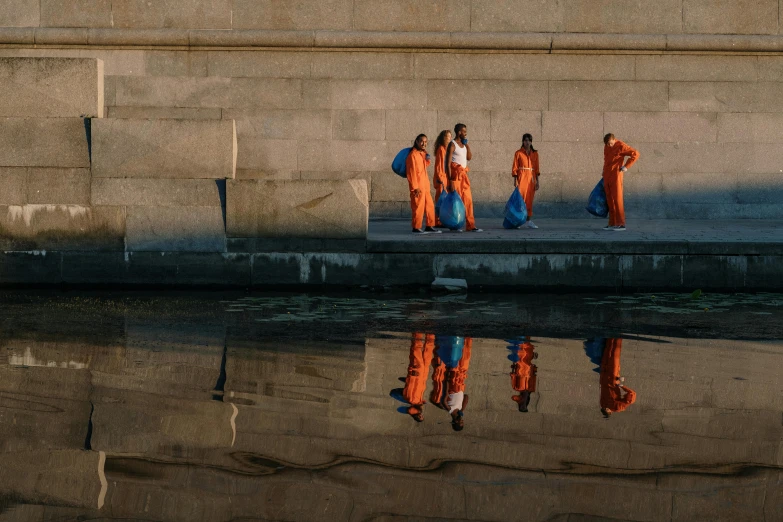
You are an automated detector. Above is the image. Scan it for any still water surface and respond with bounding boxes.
[0,291,781,521]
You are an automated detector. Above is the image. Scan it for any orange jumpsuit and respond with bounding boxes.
[512,148,540,219]
[510,341,537,393]
[430,337,473,407]
[406,148,435,230]
[403,332,435,416]
[450,163,476,230]
[599,338,636,413]
[433,145,448,225]
[602,140,639,227]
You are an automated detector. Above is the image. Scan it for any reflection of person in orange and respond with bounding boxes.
[600,338,636,418]
[430,336,472,431]
[509,338,537,412]
[402,332,435,422]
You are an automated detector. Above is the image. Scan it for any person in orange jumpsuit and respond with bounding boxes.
[432,130,452,227]
[512,133,541,229]
[429,336,472,431]
[599,338,636,418]
[446,124,482,232]
[602,133,639,231]
[509,337,537,412]
[402,332,436,422]
[406,134,441,234]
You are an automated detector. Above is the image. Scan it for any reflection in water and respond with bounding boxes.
[1,292,782,521]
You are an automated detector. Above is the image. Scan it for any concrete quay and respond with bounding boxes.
[2,219,781,291]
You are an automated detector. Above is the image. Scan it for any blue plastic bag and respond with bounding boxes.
[583,337,607,373]
[503,188,527,229]
[391,147,411,178]
[439,190,466,231]
[586,178,608,217]
[435,190,446,220]
[435,336,465,369]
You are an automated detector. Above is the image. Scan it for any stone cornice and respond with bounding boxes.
[3,27,783,52]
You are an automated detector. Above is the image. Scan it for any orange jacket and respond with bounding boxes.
[512,148,540,179]
[406,148,431,194]
[603,140,639,178]
[510,342,537,392]
[434,146,448,187]
[600,338,636,412]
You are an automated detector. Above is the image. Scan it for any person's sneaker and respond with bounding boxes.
[613,225,626,231]
[424,226,442,234]
[467,228,483,233]
[525,220,538,229]
[412,228,427,234]
[434,224,448,229]
[602,225,614,231]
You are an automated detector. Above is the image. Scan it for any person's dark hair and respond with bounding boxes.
[413,134,427,149]
[454,123,466,135]
[522,133,537,153]
[435,130,451,150]
[604,133,615,145]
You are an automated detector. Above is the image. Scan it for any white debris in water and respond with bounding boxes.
[432,277,468,292]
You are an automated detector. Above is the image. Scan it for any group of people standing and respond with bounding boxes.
[405,124,640,233]
[395,333,636,431]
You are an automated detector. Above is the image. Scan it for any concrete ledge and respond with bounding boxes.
[0,57,103,118]
[91,119,237,179]
[7,28,783,52]
[125,206,226,252]
[0,118,90,168]
[91,178,224,207]
[226,179,369,240]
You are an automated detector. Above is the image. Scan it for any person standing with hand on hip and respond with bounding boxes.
[512,133,541,229]
[602,133,639,231]
[406,134,441,234]
[446,124,482,232]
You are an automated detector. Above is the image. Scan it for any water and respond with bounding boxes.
[1,290,782,521]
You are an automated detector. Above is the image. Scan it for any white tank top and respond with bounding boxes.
[451,139,467,167]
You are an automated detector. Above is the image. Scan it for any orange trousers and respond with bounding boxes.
[410,189,436,230]
[404,333,435,415]
[450,163,476,230]
[516,172,536,219]
[604,171,625,226]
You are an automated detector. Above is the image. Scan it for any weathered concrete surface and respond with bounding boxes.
[91,178,223,207]
[0,167,92,205]
[0,57,103,118]
[0,118,90,168]
[0,204,124,250]
[125,206,225,252]
[227,179,369,239]
[91,119,237,179]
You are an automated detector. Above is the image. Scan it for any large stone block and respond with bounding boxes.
[227,180,368,239]
[298,140,407,173]
[549,81,668,112]
[0,58,103,118]
[370,172,410,202]
[92,179,223,207]
[438,111,492,141]
[107,106,221,120]
[26,168,91,205]
[353,0,469,32]
[541,112,602,143]
[427,80,548,110]
[631,143,748,174]
[0,118,90,168]
[563,0,683,34]
[232,0,353,30]
[333,110,386,141]
[224,109,330,140]
[490,110,541,143]
[0,168,27,205]
[636,55,758,82]
[236,138,297,172]
[661,173,738,204]
[125,206,226,252]
[536,141,602,174]
[312,52,413,80]
[385,110,438,141]
[415,54,633,81]
[0,0,39,27]
[603,112,717,143]
[145,50,208,77]
[465,141,526,172]
[718,113,783,143]
[207,51,311,79]
[111,0,232,29]
[669,82,783,112]
[91,119,237,179]
[470,0,565,32]
[40,0,112,28]
[305,79,427,110]
[683,0,777,35]
[0,205,124,250]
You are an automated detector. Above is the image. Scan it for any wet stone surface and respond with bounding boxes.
[0,289,782,521]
